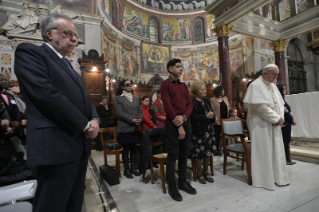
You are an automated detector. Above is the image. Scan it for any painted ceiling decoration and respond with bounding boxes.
[129,0,216,13]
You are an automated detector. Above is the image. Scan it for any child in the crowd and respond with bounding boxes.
[229,108,239,119]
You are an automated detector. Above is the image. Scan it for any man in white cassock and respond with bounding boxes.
[243,64,289,190]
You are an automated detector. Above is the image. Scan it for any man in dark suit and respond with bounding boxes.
[14,13,99,212]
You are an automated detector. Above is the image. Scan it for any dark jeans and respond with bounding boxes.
[213,125,222,153]
[282,125,291,162]
[165,120,191,187]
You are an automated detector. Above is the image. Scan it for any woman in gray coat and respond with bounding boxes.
[115,79,143,178]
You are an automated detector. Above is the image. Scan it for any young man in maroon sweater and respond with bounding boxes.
[160,58,196,202]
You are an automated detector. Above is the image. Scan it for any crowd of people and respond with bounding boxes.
[0,13,297,211]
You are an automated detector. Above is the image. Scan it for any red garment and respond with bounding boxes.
[160,78,193,121]
[236,105,245,116]
[152,98,166,128]
[140,104,156,133]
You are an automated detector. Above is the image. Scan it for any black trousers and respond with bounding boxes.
[33,151,88,212]
[165,121,191,187]
[213,125,222,153]
[282,125,292,162]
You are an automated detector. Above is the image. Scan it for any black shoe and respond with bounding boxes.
[178,181,197,194]
[168,186,182,202]
[197,174,206,184]
[124,169,133,178]
[131,163,141,176]
[286,161,294,165]
[203,173,214,183]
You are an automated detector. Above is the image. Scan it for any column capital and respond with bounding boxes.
[269,39,288,52]
[213,23,233,38]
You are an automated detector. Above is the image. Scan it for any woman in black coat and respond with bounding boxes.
[190,81,217,184]
[96,95,111,151]
[277,84,297,165]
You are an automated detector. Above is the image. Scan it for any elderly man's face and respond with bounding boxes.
[46,18,77,57]
[263,67,279,83]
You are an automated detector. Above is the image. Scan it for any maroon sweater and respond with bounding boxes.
[160,77,193,121]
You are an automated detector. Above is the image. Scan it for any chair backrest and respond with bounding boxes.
[221,119,244,136]
[100,127,117,145]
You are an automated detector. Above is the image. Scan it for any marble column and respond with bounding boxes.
[270,39,288,85]
[213,23,233,105]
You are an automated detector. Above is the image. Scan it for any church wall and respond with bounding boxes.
[0,0,103,81]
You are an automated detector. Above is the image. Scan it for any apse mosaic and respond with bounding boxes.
[122,2,149,40]
[161,17,192,44]
[130,0,216,13]
[142,43,169,75]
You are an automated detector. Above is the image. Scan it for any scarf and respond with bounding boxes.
[121,91,133,102]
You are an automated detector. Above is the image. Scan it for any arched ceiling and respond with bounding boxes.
[127,0,214,14]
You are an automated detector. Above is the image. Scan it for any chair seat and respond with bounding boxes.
[226,142,251,152]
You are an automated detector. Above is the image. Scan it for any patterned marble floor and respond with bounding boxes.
[82,150,319,212]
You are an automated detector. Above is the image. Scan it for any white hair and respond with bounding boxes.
[262,64,278,74]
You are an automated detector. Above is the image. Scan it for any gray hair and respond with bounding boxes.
[262,64,278,74]
[101,95,108,101]
[40,13,73,42]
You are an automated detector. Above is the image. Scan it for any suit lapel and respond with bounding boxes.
[41,44,81,87]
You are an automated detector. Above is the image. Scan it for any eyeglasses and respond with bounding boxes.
[124,83,132,87]
[50,28,79,40]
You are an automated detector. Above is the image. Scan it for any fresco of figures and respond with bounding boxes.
[176,45,245,82]
[130,0,216,13]
[118,51,138,78]
[142,43,170,75]
[102,0,111,19]
[205,14,217,41]
[102,35,138,79]
[122,2,149,40]
[161,18,191,44]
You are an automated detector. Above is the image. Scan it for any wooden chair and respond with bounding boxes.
[150,153,167,193]
[221,119,252,185]
[100,127,122,178]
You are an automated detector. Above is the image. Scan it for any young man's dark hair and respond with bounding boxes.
[160,58,196,202]
[166,58,181,73]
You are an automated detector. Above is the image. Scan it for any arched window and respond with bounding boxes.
[193,18,204,44]
[149,18,158,43]
[287,40,307,94]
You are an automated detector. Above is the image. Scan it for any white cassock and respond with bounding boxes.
[243,76,289,190]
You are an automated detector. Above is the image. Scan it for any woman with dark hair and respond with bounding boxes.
[210,85,231,155]
[115,79,143,178]
[277,84,297,165]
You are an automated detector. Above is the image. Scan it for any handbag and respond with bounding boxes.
[104,142,122,151]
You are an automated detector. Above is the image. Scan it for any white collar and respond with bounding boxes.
[45,43,63,59]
